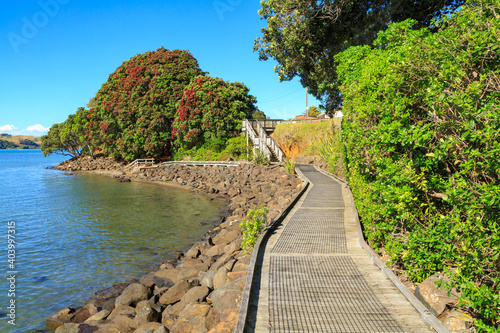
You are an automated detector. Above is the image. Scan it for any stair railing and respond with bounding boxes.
[243,119,272,161]
[254,120,285,162]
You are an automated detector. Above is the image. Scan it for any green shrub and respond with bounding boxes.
[336,0,500,329]
[172,135,250,161]
[282,157,296,174]
[252,149,270,165]
[240,206,269,253]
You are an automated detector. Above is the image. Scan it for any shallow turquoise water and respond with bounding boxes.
[0,150,225,332]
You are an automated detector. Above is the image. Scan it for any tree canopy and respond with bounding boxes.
[41,107,92,158]
[254,0,464,110]
[87,47,203,161]
[172,76,256,151]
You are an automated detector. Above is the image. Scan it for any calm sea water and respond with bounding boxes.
[0,150,225,332]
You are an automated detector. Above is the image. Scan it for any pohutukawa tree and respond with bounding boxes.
[172,76,256,151]
[87,48,203,160]
[41,107,93,158]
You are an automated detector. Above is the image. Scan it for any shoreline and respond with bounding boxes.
[47,157,304,333]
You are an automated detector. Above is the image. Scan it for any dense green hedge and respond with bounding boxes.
[336,0,499,329]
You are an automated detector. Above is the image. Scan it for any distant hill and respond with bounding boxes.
[0,134,41,149]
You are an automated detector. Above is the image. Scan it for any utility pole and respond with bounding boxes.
[306,87,309,121]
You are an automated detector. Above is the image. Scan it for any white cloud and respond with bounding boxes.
[0,124,49,136]
[0,124,18,133]
[25,124,50,133]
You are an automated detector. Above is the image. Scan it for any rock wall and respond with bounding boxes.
[48,158,304,333]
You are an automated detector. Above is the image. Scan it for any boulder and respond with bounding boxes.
[415,275,460,316]
[213,267,229,290]
[154,268,181,285]
[228,271,247,281]
[232,262,249,272]
[46,307,77,330]
[108,306,136,321]
[169,303,211,333]
[181,286,210,303]
[134,304,161,328]
[111,315,136,332]
[84,309,112,322]
[439,309,473,331]
[159,281,191,306]
[79,321,123,333]
[55,323,80,333]
[152,276,175,289]
[204,245,225,258]
[209,253,233,272]
[139,272,156,288]
[182,258,204,268]
[133,322,164,333]
[207,310,239,333]
[199,271,216,289]
[72,304,99,323]
[208,278,245,314]
[185,247,200,259]
[176,264,209,282]
[116,283,151,307]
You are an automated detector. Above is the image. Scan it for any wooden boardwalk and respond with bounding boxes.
[242,165,438,333]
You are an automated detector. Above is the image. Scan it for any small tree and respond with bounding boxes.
[41,107,92,157]
[307,106,320,117]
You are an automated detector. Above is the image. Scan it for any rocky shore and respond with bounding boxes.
[48,157,304,333]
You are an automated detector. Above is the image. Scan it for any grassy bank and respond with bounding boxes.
[272,119,344,177]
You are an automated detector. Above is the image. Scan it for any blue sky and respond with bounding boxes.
[0,0,320,137]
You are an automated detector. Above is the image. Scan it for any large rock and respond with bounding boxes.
[46,308,77,330]
[111,315,136,332]
[79,321,123,333]
[415,275,460,316]
[72,304,99,323]
[208,278,245,314]
[159,281,191,306]
[93,283,130,299]
[55,323,80,333]
[204,245,225,258]
[134,304,161,328]
[199,271,216,289]
[133,322,164,333]
[169,303,211,333]
[181,286,210,303]
[85,309,112,322]
[207,309,239,333]
[161,301,188,327]
[108,306,137,321]
[439,308,473,331]
[152,276,175,289]
[176,264,209,282]
[182,258,204,268]
[116,283,151,307]
[213,267,229,290]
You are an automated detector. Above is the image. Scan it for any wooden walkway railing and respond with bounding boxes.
[124,158,155,170]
